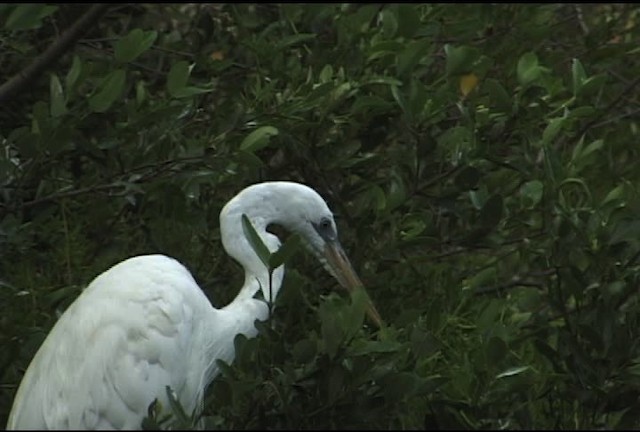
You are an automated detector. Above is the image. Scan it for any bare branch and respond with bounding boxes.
[0,4,111,104]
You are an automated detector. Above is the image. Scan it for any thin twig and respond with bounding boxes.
[473,269,556,296]
[4,156,206,212]
[574,5,589,35]
[590,107,640,130]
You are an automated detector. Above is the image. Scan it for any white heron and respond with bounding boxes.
[6,181,382,430]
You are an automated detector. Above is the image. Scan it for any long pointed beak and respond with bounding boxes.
[323,240,384,328]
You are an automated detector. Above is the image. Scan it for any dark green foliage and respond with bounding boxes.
[2,3,640,429]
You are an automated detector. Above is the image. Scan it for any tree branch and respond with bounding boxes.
[0,4,111,104]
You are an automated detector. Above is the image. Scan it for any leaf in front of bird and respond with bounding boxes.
[460,73,479,98]
[345,287,366,337]
[241,214,271,268]
[165,386,191,426]
[269,233,301,270]
[141,399,162,430]
[216,359,239,380]
[318,296,346,359]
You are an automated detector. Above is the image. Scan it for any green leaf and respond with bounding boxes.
[269,233,301,269]
[290,82,334,112]
[386,173,406,211]
[319,64,333,83]
[4,4,58,31]
[486,336,508,365]
[517,52,541,86]
[292,338,317,364]
[400,217,426,240]
[410,329,441,358]
[115,29,158,63]
[520,180,544,208]
[170,86,214,98]
[30,101,49,135]
[320,303,344,359]
[602,184,625,207]
[350,95,394,116]
[542,117,566,145]
[572,137,603,166]
[379,9,398,39]
[397,40,430,77]
[610,221,640,248]
[396,4,420,38]
[236,150,265,169]
[241,214,271,268]
[351,4,380,33]
[367,183,387,212]
[239,126,279,152]
[49,73,67,117]
[380,372,417,401]
[391,85,409,117]
[89,69,126,113]
[542,144,564,185]
[345,286,367,337]
[164,386,190,425]
[167,61,192,97]
[326,365,345,403]
[363,76,403,87]
[484,78,512,114]
[454,166,481,190]
[467,266,498,290]
[276,33,316,50]
[571,58,587,96]
[496,365,530,379]
[136,80,147,106]
[570,105,596,118]
[578,73,606,98]
[347,339,403,356]
[141,398,163,430]
[479,194,503,229]
[165,60,213,98]
[65,55,82,93]
[445,44,480,76]
[367,40,406,62]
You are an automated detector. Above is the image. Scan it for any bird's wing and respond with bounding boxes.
[7,255,218,430]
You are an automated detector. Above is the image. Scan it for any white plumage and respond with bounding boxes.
[7,181,381,430]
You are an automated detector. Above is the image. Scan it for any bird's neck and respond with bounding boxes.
[219,191,286,310]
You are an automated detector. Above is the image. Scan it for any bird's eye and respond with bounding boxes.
[319,218,332,230]
[313,217,335,240]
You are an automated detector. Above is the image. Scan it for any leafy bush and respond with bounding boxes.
[2,4,640,429]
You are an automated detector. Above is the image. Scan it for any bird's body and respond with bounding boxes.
[7,181,381,430]
[7,255,227,429]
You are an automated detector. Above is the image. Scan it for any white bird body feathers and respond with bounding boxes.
[8,255,265,429]
[6,181,373,430]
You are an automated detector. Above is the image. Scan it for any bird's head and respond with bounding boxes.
[276,183,384,328]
